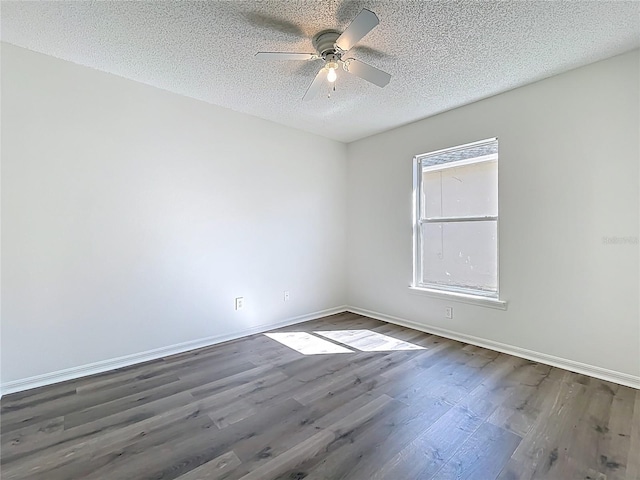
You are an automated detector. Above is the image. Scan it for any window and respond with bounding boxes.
[412,138,500,301]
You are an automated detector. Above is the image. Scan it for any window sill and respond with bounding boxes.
[408,286,508,310]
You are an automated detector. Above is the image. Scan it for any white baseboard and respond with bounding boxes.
[347,306,640,390]
[0,306,348,397]
[4,304,636,396]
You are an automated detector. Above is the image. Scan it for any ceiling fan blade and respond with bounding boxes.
[335,9,379,53]
[303,68,327,101]
[255,52,317,61]
[344,59,391,87]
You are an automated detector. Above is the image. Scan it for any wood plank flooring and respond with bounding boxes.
[1,312,639,480]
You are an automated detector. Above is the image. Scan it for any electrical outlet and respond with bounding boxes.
[235,297,244,310]
[284,291,290,302]
[445,307,453,319]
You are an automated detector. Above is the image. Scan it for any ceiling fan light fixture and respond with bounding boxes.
[326,61,338,82]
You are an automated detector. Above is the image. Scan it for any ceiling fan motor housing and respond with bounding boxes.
[312,30,341,58]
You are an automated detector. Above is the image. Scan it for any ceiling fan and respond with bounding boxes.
[255,9,391,101]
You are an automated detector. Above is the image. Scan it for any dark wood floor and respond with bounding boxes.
[1,312,639,480]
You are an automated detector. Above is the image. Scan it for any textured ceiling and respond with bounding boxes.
[2,1,639,142]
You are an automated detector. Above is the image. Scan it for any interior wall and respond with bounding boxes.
[346,50,640,378]
[1,43,348,384]
[2,43,638,390]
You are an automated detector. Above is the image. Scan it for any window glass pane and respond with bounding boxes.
[421,220,497,293]
[422,160,497,218]
[422,170,442,218]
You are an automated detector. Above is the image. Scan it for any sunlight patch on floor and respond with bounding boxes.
[264,329,425,355]
[264,332,353,355]
[314,330,425,352]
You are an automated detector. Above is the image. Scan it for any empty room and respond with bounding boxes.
[1,1,639,479]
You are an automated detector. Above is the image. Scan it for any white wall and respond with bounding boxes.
[347,51,640,378]
[1,44,347,385]
[2,43,638,391]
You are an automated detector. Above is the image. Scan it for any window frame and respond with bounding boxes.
[412,138,504,306]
